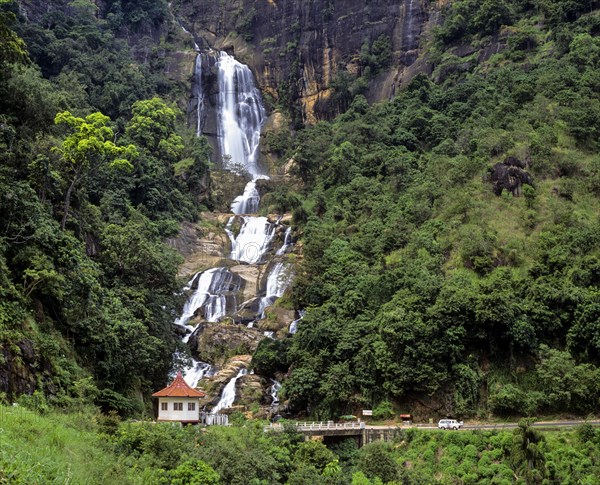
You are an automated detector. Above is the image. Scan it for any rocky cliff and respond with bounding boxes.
[174,0,442,123]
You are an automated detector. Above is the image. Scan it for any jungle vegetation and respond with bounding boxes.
[0,0,599,443]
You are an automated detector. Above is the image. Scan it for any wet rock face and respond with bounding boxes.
[0,340,38,400]
[236,374,269,406]
[190,322,265,365]
[177,0,435,122]
[199,355,251,406]
[490,157,534,196]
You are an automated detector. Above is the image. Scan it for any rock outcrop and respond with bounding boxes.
[0,340,38,399]
[199,354,251,407]
[175,0,438,123]
[190,322,265,365]
[490,156,534,196]
[166,216,233,279]
[236,373,269,406]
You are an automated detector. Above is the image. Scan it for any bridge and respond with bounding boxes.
[265,420,600,448]
[264,421,400,447]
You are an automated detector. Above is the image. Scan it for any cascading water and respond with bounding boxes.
[269,379,281,406]
[229,217,276,264]
[216,51,266,177]
[172,49,294,416]
[276,227,293,256]
[176,267,242,330]
[401,0,422,65]
[174,267,241,390]
[258,262,293,317]
[289,310,305,335]
[211,368,248,415]
[193,55,205,136]
[231,179,262,215]
[183,361,214,389]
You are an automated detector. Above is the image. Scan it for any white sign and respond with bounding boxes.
[362,410,373,416]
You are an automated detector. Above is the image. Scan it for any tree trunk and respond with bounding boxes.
[61,169,81,230]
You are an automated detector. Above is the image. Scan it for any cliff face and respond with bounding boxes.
[175,0,441,123]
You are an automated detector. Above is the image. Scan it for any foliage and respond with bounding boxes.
[0,0,207,413]
[357,442,399,483]
[5,403,600,484]
[169,460,220,485]
[282,2,600,420]
[372,400,394,421]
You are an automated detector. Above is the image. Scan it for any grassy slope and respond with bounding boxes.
[0,406,145,484]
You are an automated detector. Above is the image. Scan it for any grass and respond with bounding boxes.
[0,405,148,484]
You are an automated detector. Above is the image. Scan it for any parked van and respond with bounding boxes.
[438,419,464,430]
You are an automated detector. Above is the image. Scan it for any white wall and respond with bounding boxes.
[157,397,200,422]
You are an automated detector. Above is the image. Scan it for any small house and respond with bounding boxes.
[152,372,206,424]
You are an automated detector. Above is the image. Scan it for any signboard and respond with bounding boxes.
[362,410,373,416]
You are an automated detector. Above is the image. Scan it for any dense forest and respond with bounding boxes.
[267,0,600,419]
[1,0,600,482]
[0,0,210,412]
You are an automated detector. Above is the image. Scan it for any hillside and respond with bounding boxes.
[270,1,600,418]
[0,0,599,426]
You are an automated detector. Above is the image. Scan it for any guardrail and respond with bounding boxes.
[265,421,366,433]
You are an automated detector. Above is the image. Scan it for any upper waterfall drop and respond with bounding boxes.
[193,55,205,137]
[216,51,266,178]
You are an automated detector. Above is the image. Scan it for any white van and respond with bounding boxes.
[438,419,464,430]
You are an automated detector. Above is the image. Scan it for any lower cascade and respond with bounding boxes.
[210,368,248,415]
[177,268,242,330]
[183,361,214,389]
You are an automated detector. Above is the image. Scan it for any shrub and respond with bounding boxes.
[372,400,395,420]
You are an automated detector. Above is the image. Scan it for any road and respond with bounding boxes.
[367,420,600,431]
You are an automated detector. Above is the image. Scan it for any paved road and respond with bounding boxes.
[267,420,600,436]
[367,420,600,431]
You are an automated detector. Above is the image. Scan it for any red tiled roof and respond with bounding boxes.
[152,372,206,398]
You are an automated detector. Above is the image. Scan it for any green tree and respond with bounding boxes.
[125,97,183,159]
[170,460,220,485]
[357,441,399,483]
[294,440,337,473]
[0,0,29,65]
[511,419,546,484]
[54,111,136,229]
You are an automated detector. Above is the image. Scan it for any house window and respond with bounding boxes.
[161,402,168,411]
[188,402,196,411]
[174,402,183,411]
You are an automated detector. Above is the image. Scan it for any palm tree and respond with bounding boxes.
[511,418,546,484]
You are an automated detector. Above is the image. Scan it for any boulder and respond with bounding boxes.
[236,374,269,406]
[229,264,262,302]
[167,218,232,279]
[490,157,534,196]
[192,322,265,365]
[258,304,296,336]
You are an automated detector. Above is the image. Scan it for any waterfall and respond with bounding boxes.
[276,227,293,255]
[229,217,276,264]
[211,368,248,414]
[183,361,214,389]
[258,262,293,317]
[289,310,305,335]
[231,179,262,215]
[401,0,422,65]
[216,51,266,177]
[176,268,242,328]
[170,50,296,418]
[269,379,281,406]
[193,55,205,136]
